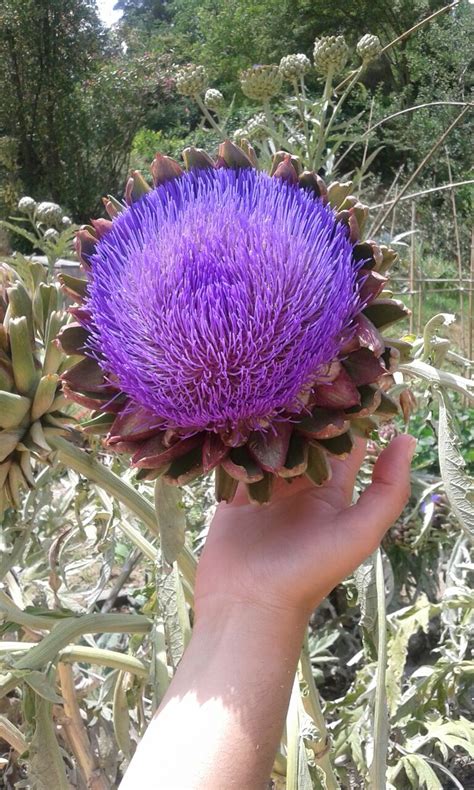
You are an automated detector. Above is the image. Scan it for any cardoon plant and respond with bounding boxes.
[59,141,410,503]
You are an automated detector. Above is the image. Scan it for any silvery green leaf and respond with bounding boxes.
[157,561,191,671]
[154,479,186,565]
[24,670,63,704]
[354,556,377,633]
[437,389,474,540]
[400,754,443,789]
[400,360,474,400]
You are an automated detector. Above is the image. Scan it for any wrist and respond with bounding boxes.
[193,593,309,646]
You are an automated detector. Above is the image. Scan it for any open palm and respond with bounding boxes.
[195,435,415,617]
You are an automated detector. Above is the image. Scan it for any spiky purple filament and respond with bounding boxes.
[87,168,361,434]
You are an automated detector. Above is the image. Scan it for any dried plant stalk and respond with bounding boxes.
[57,662,110,790]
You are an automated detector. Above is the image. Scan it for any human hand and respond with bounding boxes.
[195,435,416,620]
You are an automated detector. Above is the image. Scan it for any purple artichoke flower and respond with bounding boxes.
[59,142,410,503]
[88,169,359,436]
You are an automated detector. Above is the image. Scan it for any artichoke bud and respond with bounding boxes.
[239,65,282,102]
[279,54,311,81]
[35,201,63,227]
[357,34,382,62]
[18,196,37,214]
[313,36,349,75]
[0,267,71,515]
[176,64,209,97]
[204,88,224,111]
[43,228,59,243]
[246,113,267,142]
[232,127,249,142]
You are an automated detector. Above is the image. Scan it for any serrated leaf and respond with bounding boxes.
[386,594,432,716]
[154,478,186,565]
[400,754,443,789]
[437,389,474,540]
[0,220,42,247]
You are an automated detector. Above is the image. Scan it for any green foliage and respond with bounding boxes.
[0,0,174,220]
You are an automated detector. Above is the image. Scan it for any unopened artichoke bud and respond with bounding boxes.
[288,132,306,148]
[313,36,349,75]
[240,65,282,102]
[61,216,72,228]
[232,127,248,142]
[176,64,209,97]
[18,196,37,214]
[357,34,382,62]
[43,228,59,242]
[36,201,63,227]
[246,113,267,142]
[279,54,311,81]
[0,269,71,516]
[204,88,224,111]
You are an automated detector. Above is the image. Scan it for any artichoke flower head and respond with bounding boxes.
[59,141,410,504]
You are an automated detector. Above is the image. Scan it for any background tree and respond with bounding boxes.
[0,0,174,219]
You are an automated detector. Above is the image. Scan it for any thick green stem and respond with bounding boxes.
[312,67,334,171]
[369,549,389,789]
[12,613,152,672]
[292,78,311,163]
[0,642,148,677]
[323,67,364,155]
[300,634,340,789]
[262,99,283,150]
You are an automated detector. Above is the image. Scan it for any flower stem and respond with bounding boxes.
[300,634,340,789]
[194,94,224,137]
[312,67,334,172]
[262,99,283,150]
[292,79,311,164]
[369,548,389,789]
[323,67,364,154]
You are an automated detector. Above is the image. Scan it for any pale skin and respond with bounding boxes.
[120,434,416,789]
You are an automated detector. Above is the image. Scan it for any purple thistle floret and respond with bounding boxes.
[87,168,362,435]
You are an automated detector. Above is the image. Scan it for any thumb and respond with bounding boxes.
[339,434,416,563]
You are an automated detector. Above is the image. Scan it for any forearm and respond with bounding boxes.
[120,601,307,789]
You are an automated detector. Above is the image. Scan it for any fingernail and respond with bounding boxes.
[405,435,417,460]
